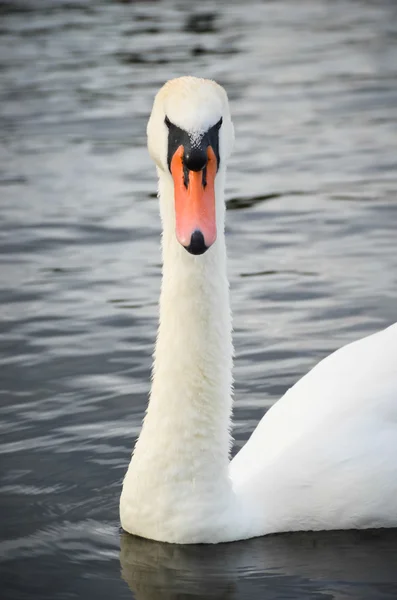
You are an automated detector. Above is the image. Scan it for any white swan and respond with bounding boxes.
[120,76,397,544]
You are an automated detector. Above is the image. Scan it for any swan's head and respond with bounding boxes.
[147,77,234,255]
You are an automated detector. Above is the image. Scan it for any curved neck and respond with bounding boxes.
[135,169,233,483]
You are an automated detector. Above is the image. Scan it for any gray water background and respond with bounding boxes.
[1,0,397,598]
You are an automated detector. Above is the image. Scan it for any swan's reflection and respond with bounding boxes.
[120,529,397,599]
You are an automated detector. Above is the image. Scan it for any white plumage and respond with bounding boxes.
[120,77,397,544]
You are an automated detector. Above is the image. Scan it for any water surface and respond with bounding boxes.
[1,0,397,598]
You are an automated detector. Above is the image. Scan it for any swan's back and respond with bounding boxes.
[230,323,397,536]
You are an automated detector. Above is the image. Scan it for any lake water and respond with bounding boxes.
[1,0,397,598]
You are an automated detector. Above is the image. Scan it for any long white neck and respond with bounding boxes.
[149,169,233,470]
[140,168,233,473]
[121,168,235,542]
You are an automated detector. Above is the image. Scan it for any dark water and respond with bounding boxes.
[1,0,397,598]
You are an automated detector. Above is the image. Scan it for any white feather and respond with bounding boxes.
[120,77,397,544]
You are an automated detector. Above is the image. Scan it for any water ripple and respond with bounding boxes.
[1,0,397,598]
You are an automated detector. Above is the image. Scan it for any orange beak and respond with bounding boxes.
[170,146,217,254]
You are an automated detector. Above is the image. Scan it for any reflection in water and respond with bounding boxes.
[120,530,397,599]
[225,191,306,211]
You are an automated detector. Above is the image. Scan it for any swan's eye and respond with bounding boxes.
[164,116,171,128]
[214,117,223,130]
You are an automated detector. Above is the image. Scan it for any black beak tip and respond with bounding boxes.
[184,230,208,255]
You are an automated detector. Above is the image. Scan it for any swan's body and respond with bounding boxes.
[120,77,397,544]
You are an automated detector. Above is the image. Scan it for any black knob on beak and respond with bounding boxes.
[183,147,208,172]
